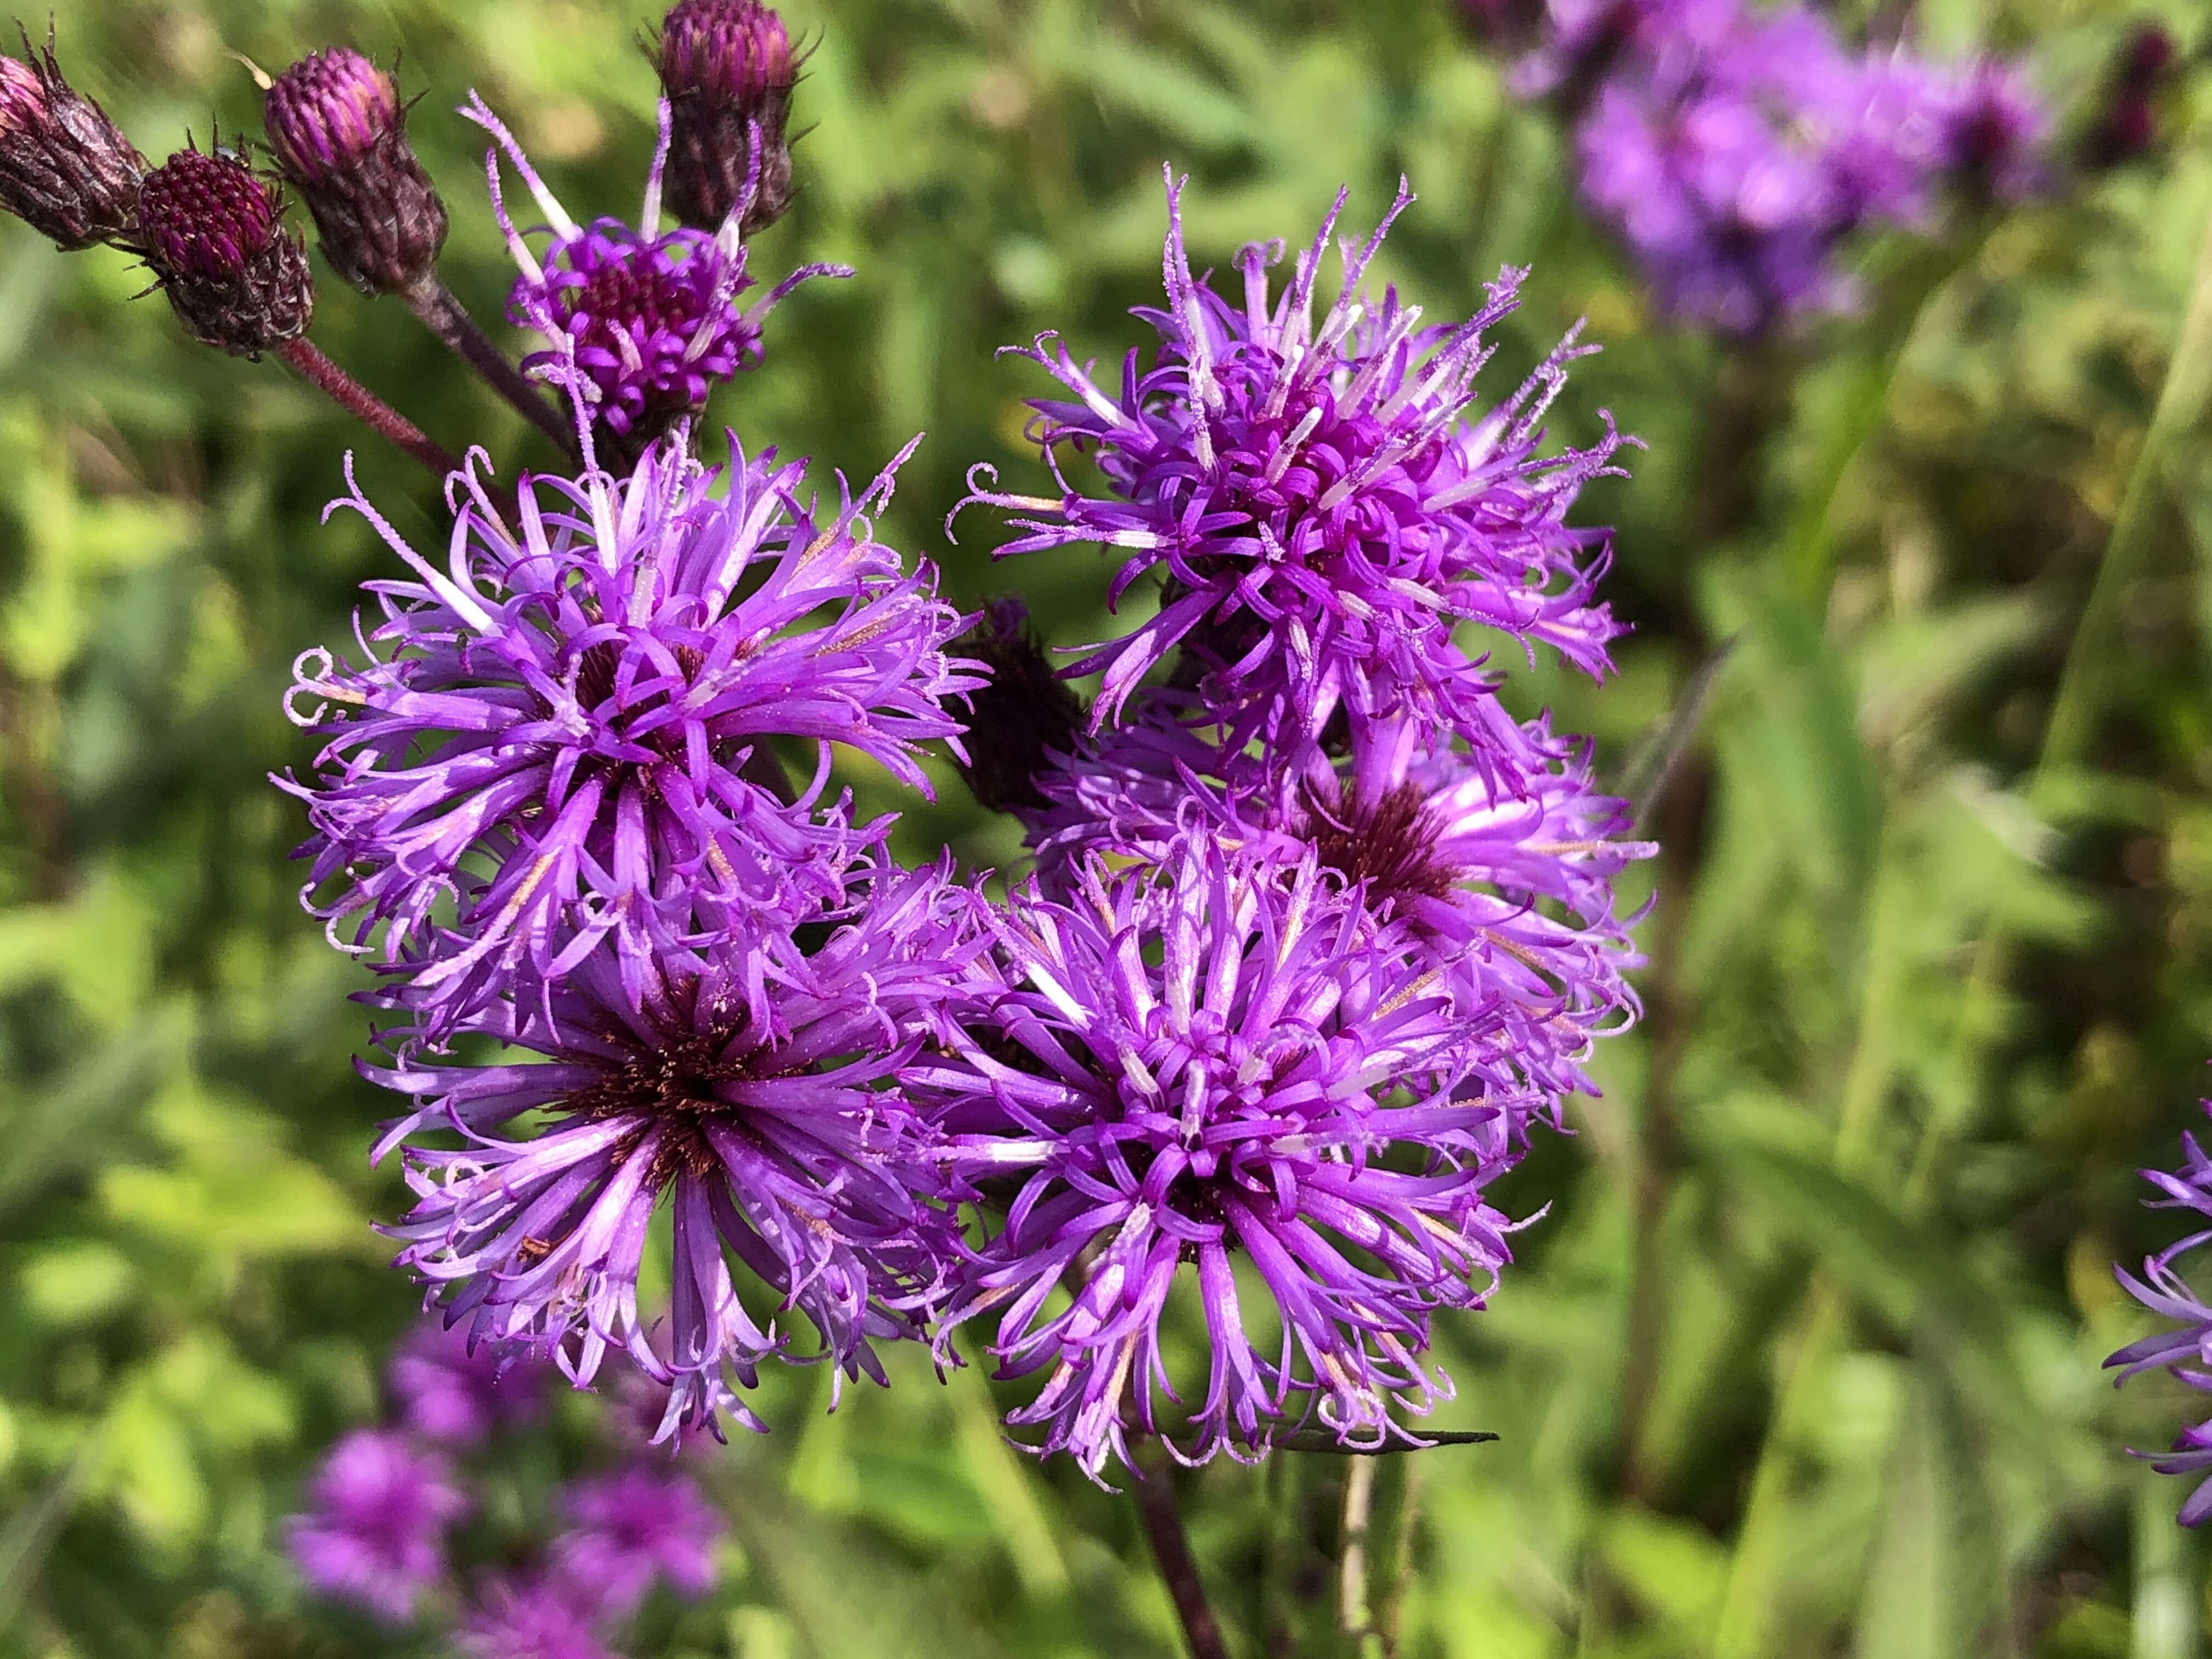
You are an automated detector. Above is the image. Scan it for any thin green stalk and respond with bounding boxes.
[1908,191,2212,1210]
[1709,824,1904,1658]
[2039,198,2212,787]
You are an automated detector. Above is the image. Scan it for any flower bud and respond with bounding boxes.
[655,0,797,235]
[0,31,145,249]
[264,48,447,295]
[952,599,1085,815]
[137,148,314,358]
[2082,25,2177,172]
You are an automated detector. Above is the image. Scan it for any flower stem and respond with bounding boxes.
[403,274,579,459]
[275,337,460,478]
[1129,1455,1230,1659]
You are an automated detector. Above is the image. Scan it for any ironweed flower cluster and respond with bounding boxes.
[1504,0,2049,332]
[0,0,1660,1568]
[289,1318,720,1649]
[942,171,1649,1475]
[2108,1108,2212,1526]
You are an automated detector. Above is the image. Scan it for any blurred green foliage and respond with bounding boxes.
[5,0,2212,1655]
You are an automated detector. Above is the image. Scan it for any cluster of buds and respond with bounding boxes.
[0,5,806,453]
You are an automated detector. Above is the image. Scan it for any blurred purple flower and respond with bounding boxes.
[459,1573,623,1659]
[287,1429,467,1623]
[389,1317,546,1442]
[1526,0,2049,332]
[551,1465,721,1618]
[463,94,843,459]
[280,436,975,1038]
[961,170,1626,758]
[917,837,1525,1481]
[2108,1114,2212,1526]
[370,857,990,1442]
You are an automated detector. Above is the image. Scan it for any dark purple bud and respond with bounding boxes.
[1458,0,1547,54]
[0,31,145,250]
[2118,25,2176,94]
[656,0,797,235]
[2083,95,2158,170]
[952,599,1085,815]
[2082,27,2179,173]
[264,49,447,294]
[137,148,313,357]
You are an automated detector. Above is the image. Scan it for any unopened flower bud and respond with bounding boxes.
[2082,25,2177,172]
[656,0,797,235]
[264,49,447,295]
[953,599,1085,815]
[0,31,144,249]
[137,148,314,357]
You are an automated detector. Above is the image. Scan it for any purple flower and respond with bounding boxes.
[2108,1112,2212,1526]
[370,857,989,1442]
[917,837,1525,1481]
[551,1466,721,1618]
[1022,695,1650,1135]
[1532,0,2047,332]
[960,170,1627,757]
[459,1575,622,1659]
[286,1429,468,1623]
[1933,59,2049,204]
[280,436,976,1037]
[388,1317,547,1442]
[464,94,843,458]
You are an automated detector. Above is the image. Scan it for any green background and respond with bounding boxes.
[3,0,2210,1654]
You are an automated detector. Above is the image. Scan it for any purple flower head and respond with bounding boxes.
[918,837,1526,1481]
[286,1429,467,1623]
[464,94,844,459]
[961,170,1628,758]
[459,1575,621,1659]
[551,1465,721,1618]
[136,145,314,357]
[1933,59,2049,204]
[1577,73,1854,334]
[1539,0,2046,332]
[389,1316,548,1442]
[1023,695,1649,1135]
[370,856,990,1443]
[2108,1110,2212,1526]
[280,435,977,1037]
[0,27,144,250]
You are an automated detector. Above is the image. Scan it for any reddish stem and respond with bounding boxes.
[1130,1459,1231,1659]
[276,337,460,478]
[403,275,578,459]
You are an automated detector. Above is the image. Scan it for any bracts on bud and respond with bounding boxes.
[656,0,797,235]
[952,599,1086,815]
[0,30,145,250]
[264,49,448,294]
[137,147,314,358]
